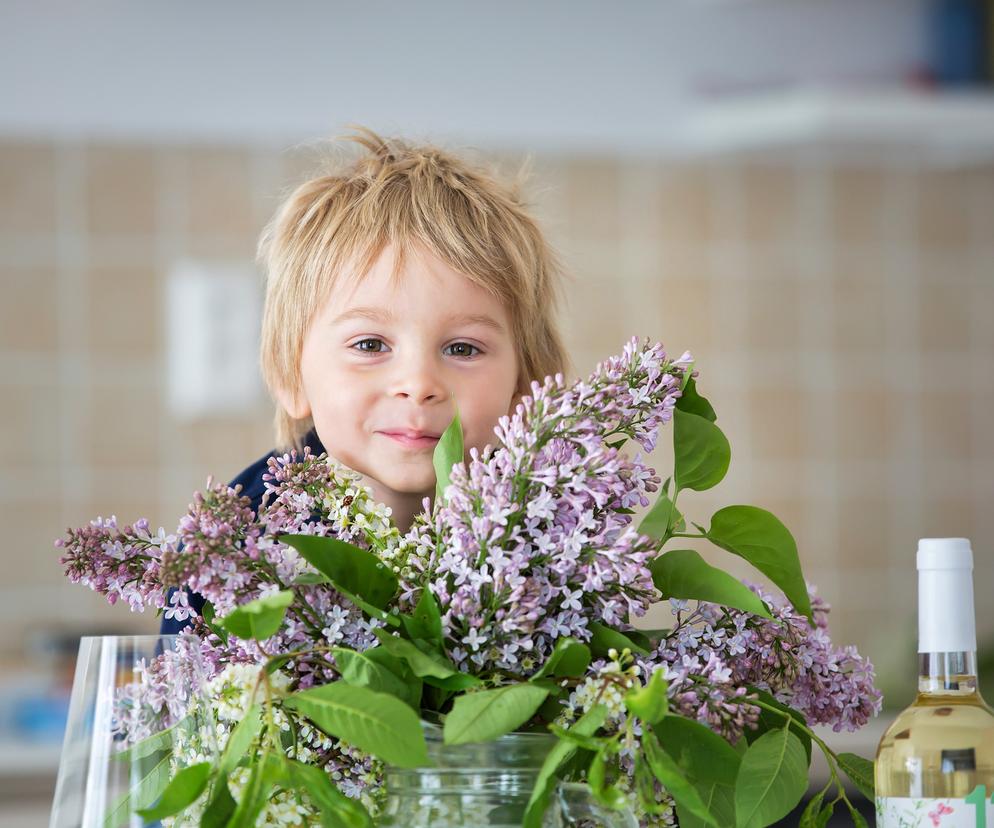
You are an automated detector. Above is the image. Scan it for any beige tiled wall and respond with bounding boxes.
[2,139,992,704]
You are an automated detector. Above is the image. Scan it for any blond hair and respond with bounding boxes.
[257,125,573,450]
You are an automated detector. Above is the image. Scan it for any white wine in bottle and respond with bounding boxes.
[875,538,994,826]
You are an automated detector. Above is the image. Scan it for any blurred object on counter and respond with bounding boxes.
[0,627,123,757]
[928,0,990,85]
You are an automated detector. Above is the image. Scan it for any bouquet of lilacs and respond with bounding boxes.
[58,336,882,828]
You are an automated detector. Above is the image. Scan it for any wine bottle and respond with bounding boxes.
[875,538,994,826]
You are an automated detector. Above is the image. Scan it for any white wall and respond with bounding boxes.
[1,0,927,151]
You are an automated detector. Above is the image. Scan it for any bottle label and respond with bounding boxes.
[876,789,994,827]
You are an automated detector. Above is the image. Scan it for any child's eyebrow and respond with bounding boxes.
[331,306,505,333]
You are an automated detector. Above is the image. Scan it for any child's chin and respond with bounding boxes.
[378,470,436,497]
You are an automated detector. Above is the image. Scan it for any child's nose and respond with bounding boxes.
[389,358,449,404]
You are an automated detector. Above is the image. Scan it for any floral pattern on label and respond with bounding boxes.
[876,795,994,827]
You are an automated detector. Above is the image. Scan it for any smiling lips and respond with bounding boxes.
[379,429,441,449]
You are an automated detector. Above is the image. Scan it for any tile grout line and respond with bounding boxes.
[618,155,662,349]
[157,146,189,529]
[883,161,925,573]
[797,152,841,601]
[707,158,754,497]
[968,165,993,547]
[55,141,90,518]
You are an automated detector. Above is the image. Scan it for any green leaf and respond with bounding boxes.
[705,505,813,621]
[638,484,682,544]
[844,799,870,828]
[588,623,650,658]
[292,572,331,585]
[433,406,464,503]
[333,646,421,709]
[224,752,285,828]
[798,788,826,828]
[217,590,294,641]
[111,715,190,762]
[537,690,569,723]
[643,730,718,827]
[265,653,296,675]
[401,588,444,646]
[102,752,172,828]
[631,628,671,646]
[734,727,808,828]
[633,753,672,816]
[135,762,211,821]
[624,668,669,725]
[286,759,373,828]
[373,629,481,690]
[815,799,836,828]
[747,689,812,764]
[836,752,875,801]
[443,684,550,745]
[201,600,229,645]
[199,778,237,828]
[284,682,429,768]
[674,407,731,493]
[677,782,736,828]
[218,704,262,775]
[587,750,629,810]
[279,534,398,611]
[676,375,717,421]
[653,714,742,787]
[423,672,483,691]
[649,549,772,618]
[617,628,651,652]
[531,637,591,681]
[548,723,606,752]
[522,705,608,828]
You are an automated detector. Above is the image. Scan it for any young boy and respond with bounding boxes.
[161,126,571,634]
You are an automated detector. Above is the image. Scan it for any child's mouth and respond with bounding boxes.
[379,432,441,450]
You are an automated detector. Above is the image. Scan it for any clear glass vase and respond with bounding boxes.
[49,634,216,828]
[377,721,638,827]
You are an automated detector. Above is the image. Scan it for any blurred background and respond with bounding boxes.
[1,0,993,824]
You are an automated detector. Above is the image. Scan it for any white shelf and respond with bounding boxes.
[0,740,61,776]
[667,87,994,167]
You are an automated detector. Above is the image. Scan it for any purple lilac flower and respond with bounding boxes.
[57,516,174,613]
[399,337,693,677]
[55,450,400,801]
[111,632,209,746]
[641,583,882,738]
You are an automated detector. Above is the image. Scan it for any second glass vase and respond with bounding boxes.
[49,634,217,828]
[377,720,638,827]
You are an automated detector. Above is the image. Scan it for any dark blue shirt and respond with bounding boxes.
[159,429,326,634]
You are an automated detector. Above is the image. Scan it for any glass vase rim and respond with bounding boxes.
[418,713,559,746]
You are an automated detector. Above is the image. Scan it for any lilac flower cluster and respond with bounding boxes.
[398,337,694,676]
[58,515,174,613]
[57,333,885,827]
[56,450,400,803]
[112,633,209,746]
[642,583,882,739]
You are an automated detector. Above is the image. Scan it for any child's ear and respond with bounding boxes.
[275,383,312,420]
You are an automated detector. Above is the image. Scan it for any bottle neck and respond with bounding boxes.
[918,651,980,696]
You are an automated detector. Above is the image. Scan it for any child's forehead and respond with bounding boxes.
[321,246,507,316]
[315,276,511,338]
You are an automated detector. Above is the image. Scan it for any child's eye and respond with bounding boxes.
[350,339,481,359]
[352,338,389,354]
[445,342,482,359]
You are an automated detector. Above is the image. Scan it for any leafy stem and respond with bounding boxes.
[751,698,863,816]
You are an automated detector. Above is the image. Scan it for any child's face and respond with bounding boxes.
[282,242,524,509]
